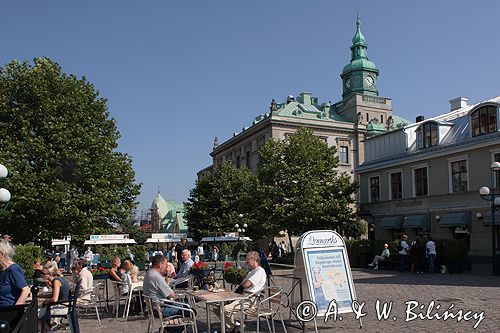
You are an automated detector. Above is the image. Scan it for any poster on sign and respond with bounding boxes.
[297,230,357,316]
[304,247,354,313]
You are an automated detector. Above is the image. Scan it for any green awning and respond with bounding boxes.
[439,212,471,228]
[376,216,404,230]
[404,214,430,229]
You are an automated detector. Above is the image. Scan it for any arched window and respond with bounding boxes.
[421,122,438,148]
[471,106,497,137]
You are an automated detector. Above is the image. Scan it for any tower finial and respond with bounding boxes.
[157,186,160,194]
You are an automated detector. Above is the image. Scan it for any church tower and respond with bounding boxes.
[341,15,379,99]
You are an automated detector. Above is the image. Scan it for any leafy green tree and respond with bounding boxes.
[0,58,141,244]
[184,161,259,241]
[256,127,364,241]
[120,214,148,244]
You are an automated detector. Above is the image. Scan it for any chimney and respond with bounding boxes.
[449,97,469,111]
[416,115,425,123]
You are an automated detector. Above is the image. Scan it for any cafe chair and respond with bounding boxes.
[154,298,198,333]
[76,282,102,326]
[143,295,156,333]
[171,274,194,290]
[239,286,287,333]
[110,281,129,318]
[123,280,144,320]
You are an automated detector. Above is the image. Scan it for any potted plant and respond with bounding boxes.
[91,267,110,279]
[223,265,247,285]
[190,261,209,276]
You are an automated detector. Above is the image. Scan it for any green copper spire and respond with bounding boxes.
[352,14,366,46]
[341,15,379,99]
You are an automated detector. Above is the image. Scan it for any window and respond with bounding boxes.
[246,151,251,169]
[366,113,369,123]
[390,172,402,199]
[339,146,349,164]
[236,156,241,168]
[369,176,380,202]
[422,123,438,148]
[414,167,428,196]
[450,160,468,193]
[380,114,384,124]
[471,106,497,137]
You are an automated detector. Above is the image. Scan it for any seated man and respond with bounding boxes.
[71,260,93,303]
[368,243,390,270]
[143,254,183,333]
[175,249,194,280]
[213,251,267,332]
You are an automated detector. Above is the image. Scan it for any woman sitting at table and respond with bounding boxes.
[122,260,138,283]
[0,240,30,307]
[108,257,122,282]
[120,260,138,295]
[37,263,71,332]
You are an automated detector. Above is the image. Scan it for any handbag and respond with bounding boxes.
[234,284,244,294]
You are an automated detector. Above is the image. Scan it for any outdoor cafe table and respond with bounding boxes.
[187,289,247,333]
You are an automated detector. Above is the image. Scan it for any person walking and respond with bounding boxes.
[174,238,188,270]
[426,236,437,273]
[84,247,93,268]
[398,235,410,272]
[69,245,78,272]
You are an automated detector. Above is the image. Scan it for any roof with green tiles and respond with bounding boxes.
[151,192,187,233]
[229,92,411,139]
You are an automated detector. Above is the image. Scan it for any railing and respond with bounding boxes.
[362,95,387,104]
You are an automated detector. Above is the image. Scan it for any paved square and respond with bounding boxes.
[78,269,500,333]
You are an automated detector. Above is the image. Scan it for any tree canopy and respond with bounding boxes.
[257,127,363,237]
[0,58,141,244]
[184,161,259,241]
[185,127,364,243]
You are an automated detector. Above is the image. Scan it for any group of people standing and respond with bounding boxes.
[399,234,437,273]
[368,234,437,273]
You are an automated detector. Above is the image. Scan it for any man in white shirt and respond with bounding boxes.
[426,236,437,274]
[175,249,194,279]
[197,243,205,261]
[214,251,267,332]
[72,260,94,302]
[399,235,410,272]
[84,247,93,268]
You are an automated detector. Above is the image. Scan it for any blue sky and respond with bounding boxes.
[1,1,499,213]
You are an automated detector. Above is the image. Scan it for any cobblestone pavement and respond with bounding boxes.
[78,269,500,333]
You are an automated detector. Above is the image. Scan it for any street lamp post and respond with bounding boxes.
[479,161,500,276]
[0,164,11,211]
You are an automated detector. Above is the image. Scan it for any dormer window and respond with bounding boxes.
[416,122,438,149]
[471,106,497,137]
[423,123,438,148]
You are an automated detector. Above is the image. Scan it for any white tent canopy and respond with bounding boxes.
[84,234,136,245]
[51,236,71,247]
[201,236,252,242]
[146,233,193,243]
[84,239,136,245]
